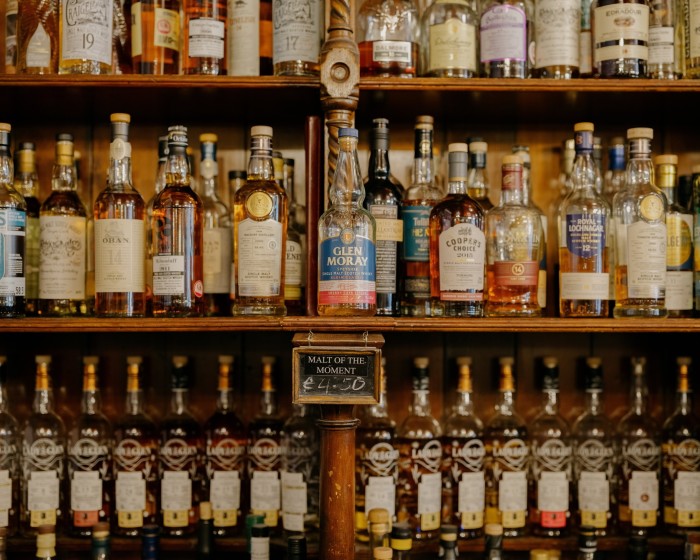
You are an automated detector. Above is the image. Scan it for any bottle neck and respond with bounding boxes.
[217,388,233,412]
[367,388,390,419]
[108,137,133,190]
[446,176,467,196]
[542,389,559,415]
[248,140,275,182]
[0,148,11,186]
[496,389,516,415]
[454,390,474,415]
[630,374,648,415]
[571,150,598,194]
[413,152,434,186]
[259,389,277,417]
[171,388,190,415]
[52,161,76,192]
[677,390,692,415]
[329,136,364,207]
[125,389,144,416]
[166,148,191,188]
[368,133,391,180]
[626,149,654,188]
[34,388,54,415]
[82,389,102,415]
[585,390,603,415]
[410,389,431,416]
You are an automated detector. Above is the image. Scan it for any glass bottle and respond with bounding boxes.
[251,522,271,560]
[182,0,226,75]
[484,155,543,317]
[401,116,441,317]
[685,0,700,77]
[287,533,307,560]
[687,532,700,559]
[0,123,26,318]
[39,133,88,317]
[17,0,58,74]
[437,524,458,560]
[204,355,246,537]
[368,507,390,557]
[317,127,377,316]
[396,357,443,541]
[612,127,668,318]
[479,0,534,78]
[112,355,159,537]
[272,0,322,76]
[656,154,694,317]
[580,0,594,76]
[441,357,485,540]
[58,0,113,74]
[229,170,247,201]
[420,0,478,77]
[466,141,493,212]
[648,0,682,79]
[616,356,661,536]
[429,143,485,317]
[283,158,306,316]
[141,523,160,559]
[483,523,503,559]
[577,527,598,560]
[363,118,403,317]
[484,357,528,537]
[131,0,181,74]
[559,122,611,318]
[591,0,649,77]
[35,524,56,560]
[111,0,131,74]
[145,134,168,316]
[232,126,287,316]
[247,356,283,531]
[357,0,420,77]
[603,136,626,206]
[159,355,205,537]
[227,0,273,75]
[13,141,41,317]
[67,356,113,536]
[0,357,20,537]
[196,501,213,559]
[5,1,18,73]
[91,521,110,559]
[533,0,580,78]
[21,355,66,537]
[662,356,700,534]
[390,523,412,560]
[529,357,572,537]
[151,125,204,317]
[94,112,146,318]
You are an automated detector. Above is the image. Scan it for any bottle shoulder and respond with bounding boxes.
[41,191,88,216]
[154,185,204,209]
[397,413,443,439]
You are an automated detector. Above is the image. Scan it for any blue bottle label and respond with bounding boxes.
[319,230,376,305]
[566,213,606,259]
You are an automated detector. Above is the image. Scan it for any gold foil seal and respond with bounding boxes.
[218,355,234,391]
[83,356,99,391]
[127,356,142,392]
[499,357,515,392]
[261,356,276,392]
[55,138,74,166]
[200,133,218,144]
[456,356,472,392]
[678,356,692,393]
[17,148,35,173]
[200,501,213,521]
[35,355,51,390]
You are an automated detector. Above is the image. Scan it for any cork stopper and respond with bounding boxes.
[627,127,654,140]
[574,122,594,132]
[654,154,678,166]
[372,547,393,560]
[415,115,434,129]
[456,356,472,392]
[368,508,389,525]
[16,142,36,173]
[0,123,10,133]
[55,133,74,165]
[469,141,487,153]
[503,154,522,166]
[82,355,99,391]
[110,113,130,124]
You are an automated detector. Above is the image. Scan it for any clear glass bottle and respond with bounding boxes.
[429,143,485,317]
[232,126,287,316]
[369,508,391,555]
[466,141,493,212]
[283,158,306,316]
[484,357,528,537]
[603,136,626,206]
[94,112,146,318]
[5,1,18,73]
[662,356,700,534]
[559,122,611,318]
[112,355,159,537]
[39,133,88,317]
[318,127,377,316]
[396,357,443,541]
[0,357,20,537]
[656,154,694,317]
[145,134,168,316]
[67,356,113,536]
[58,0,113,74]
[226,0,273,75]
[357,0,421,77]
[182,0,227,75]
[616,356,661,536]
[131,0,181,74]
[151,125,204,317]
[441,357,485,540]
[580,0,594,76]
[479,0,534,78]
[533,0,580,78]
[21,355,66,537]
[111,0,131,74]
[17,0,58,74]
[591,0,649,77]
[420,0,478,77]
[363,118,403,317]
[648,0,683,79]
[612,127,668,318]
[272,0,322,76]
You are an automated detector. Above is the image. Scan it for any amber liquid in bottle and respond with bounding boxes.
[182,0,227,75]
[16,0,58,74]
[131,0,181,74]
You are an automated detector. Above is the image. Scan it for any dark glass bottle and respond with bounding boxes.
[141,524,160,560]
[196,501,213,559]
[0,357,20,537]
[91,521,110,559]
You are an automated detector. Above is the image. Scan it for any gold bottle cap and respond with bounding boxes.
[499,357,515,391]
[218,355,234,391]
[372,547,393,560]
[126,356,142,392]
[586,356,602,368]
[678,356,692,393]
[200,133,218,143]
[110,113,131,124]
[261,356,276,391]
[627,127,654,140]
[456,356,472,392]
[17,146,36,173]
[574,122,594,133]
[654,154,678,166]
[199,501,213,520]
[484,523,503,536]
[502,154,522,166]
[172,355,188,368]
[83,356,99,391]
[416,115,434,125]
[251,125,273,138]
[413,356,429,368]
[469,141,487,153]
[55,134,74,165]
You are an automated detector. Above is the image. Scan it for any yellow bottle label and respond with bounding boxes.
[679,510,700,527]
[355,510,368,531]
[420,511,440,531]
[631,509,656,527]
[485,506,499,525]
[31,510,57,527]
[214,509,238,527]
[665,505,677,525]
[131,3,142,57]
[118,510,144,528]
[164,509,189,527]
[581,510,607,529]
[501,510,526,529]
[461,511,484,529]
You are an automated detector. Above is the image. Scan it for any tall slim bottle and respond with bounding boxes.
[648,0,682,79]
[182,0,226,75]
[58,0,113,74]
[151,126,204,317]
[227,0,273,75]
[94,112,146,317]
[0,357,20,537]
[283,158,306,315]
[604,137,626,205]
[131,0,181,74]
[533,0,580,78]
[16,0,59,74]
[145,134,168,316]
[466,141,492,212]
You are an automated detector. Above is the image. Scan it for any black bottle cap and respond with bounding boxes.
[170,355,191,389]
[251,523,269,538]
[541,356,559,391]
[578,526,597,551]
[229,170,247,180]
[287,534,307,558]
[391,523,412,540]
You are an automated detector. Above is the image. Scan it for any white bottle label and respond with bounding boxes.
[498,470,527,512]
[535,0,580,69]
[281,471,307,531]
[211,470,241,512]
[152,255,185,295]
[0,471,11,523]
[417,471,441,515]
[161,470,192,512]
[39,215,87,299]
[480,5,527,63]
[648,26,675,64]
[28,470,60,512]
[26,23,51,68]
[251,470,280,512]
[537,470,569,513]
[625,221,667,299]
[228,0,260,75]
[188,18,225,59]
[272,0,321,65]
[60,0,113,65]
[458,471,485,513]
[203,226,232,294]
[94,218,145,293]
[5,0,17,68]
[560,272,610,300]
[71,470,102,511]
[237,218,283,297]
[251,536,270,560]
[666,270,693,310]
[372,41,412,63]
[370,205,401,295]
[438,223,485,298]
[131,3,142,57]
[116,471,146,513]
[285,239,304,287]
[676,471,700,513]
[428,19,477,72]
[593,3,649,63]
[629,470,658,511]
[365,476,396,518]
[578,471,609,512]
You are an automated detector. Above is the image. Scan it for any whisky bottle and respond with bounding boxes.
[94,112,146,318]
[21,355,66,537]
[355,357,398,541]
[396,357,443,541]
[113,356,159,537]
[204,355,246,537]
[16,0,58,74]
[616,357,661,536]
[14,142,41,316]
[662,356,700,534]
[363,118,403,317]
[58,0,113,74]
[466,141,493,212]
[227,0,273,75]
[612,128,668,318]
[248,356,283,531]
[479,0,534,78]
[558,122,611,318]
[111,0,131,74]
[656,154,693,317]
[390,523,412,560]
[196,133,232,317]
[529,357,572,537]
[368,508,390,556]
[401,116,441,317]
[648,0,682,79]
[603,137,626,205]
[196,501,213,559]
[90,521,110,558]
[283,158,306,316]
[484,357,529,537]
[318,127,376,316]
[0,357,20,537]
[272,0,322,76]
[577,527,598,560]
[39,133,88,317]
[67,356,113,536]
[533,0,580,78]
[34,524,56,560]
[484,155,543,317]
[441,357,485,540]
[357,0,420,77]
[429,143,485,317]
[483,523,503,559]
[5,1,18,73]
[151,125,204,317]
[0,123,27,318]
[437,524,459,560]
[232,126,287,316]
[685,0,700,78]
[182,0,227,75]
[145,134,168,316]
[591,0,649,77]
[159,356,204,537]
[571,357,615,535]
[131,0,181,74]
[420,0,478,77]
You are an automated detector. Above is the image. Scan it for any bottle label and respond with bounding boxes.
[537,471,568,527]
[272,0,321,65]
[402,205,431,261]
[153,255,185,295]
[479,5,527,63]
[25,215,40,300]
[622,221,667,299]
[250,470,280,526]
[251,536,270,560]
[365,475,396,518]
[285,238,304,297]
[370,205,401,295]
[593,3,649,63]
[438,223,485,298]
[666,270,693,311]
[203,226,233,294]
[417,471,441,530]
[26,23,51,68]
[580,29,592,74]
[188,18,225,59]
[28,470,60,526]
[649,26,675,65]
[153,7,180,52]
[0,471,9,527]
[281,471,307,532]
[131,3,142,57]
[491,260,539,286]
[458,471,485,520]
[498,471,527,527]
[629,470,659,524]
[318,232,376,306]
[237,218,283,297]
[372,40,412,64]
[578,471,609,528]
[675,470,700,526]
[71,470,102,525]
[563,213,606,258]
[60,0,113,65]
[39,215,87,300]
[227,0,260,75]
[428,19,477,72]
[94,218,145,293]
[161,470,192,526]
[534,0,580,69]
[0,208,25,297]
[116,471,146,527]
[667,213,693,309]
[689,1,700,59]
[210,470,241,526]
